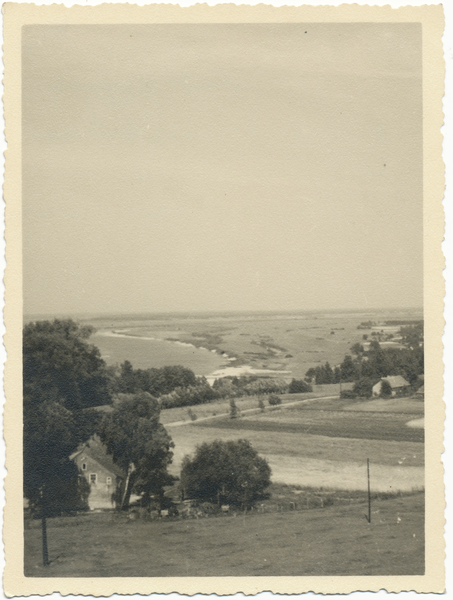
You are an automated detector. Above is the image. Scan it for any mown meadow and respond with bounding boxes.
[167,395,424,492]
[24,491,424,577]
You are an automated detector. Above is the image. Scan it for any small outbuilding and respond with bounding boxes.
[372,375,410,397]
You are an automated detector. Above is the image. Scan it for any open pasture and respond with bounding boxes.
[168,396,424,492]
[24,492,424,577]
[159,389,334,425]
[199,405,424,443]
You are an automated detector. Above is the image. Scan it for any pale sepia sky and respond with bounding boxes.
[22,23,422,316]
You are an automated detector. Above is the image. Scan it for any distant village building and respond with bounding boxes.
[415,384,425,400]
[372,375,410,397]
[71,436,125,510]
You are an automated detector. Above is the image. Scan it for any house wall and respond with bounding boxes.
[73,454,122,510]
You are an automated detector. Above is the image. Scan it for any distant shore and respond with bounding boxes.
[95,328,292,382]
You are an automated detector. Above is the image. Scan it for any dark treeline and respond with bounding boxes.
[107,360,300,409]
[111,361,293,409]
[113,360,200,396]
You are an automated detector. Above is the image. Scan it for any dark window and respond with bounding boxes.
[90,473,97,484]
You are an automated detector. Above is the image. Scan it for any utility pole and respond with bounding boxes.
[42,514,49,566]
[367,458,371,524]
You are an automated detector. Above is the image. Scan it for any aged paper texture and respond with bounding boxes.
[3,2,445,595]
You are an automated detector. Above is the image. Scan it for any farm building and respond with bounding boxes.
[372,375,410,397]
[415,384,425,399]
[71,436,125,510]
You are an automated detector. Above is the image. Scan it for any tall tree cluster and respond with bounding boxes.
[23,319,176,516]
[305,325,424,387]
[114,361,198,396]
[23,319,111,516]
[98,392,175,508]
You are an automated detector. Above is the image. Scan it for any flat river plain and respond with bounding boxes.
[84,307,422,379]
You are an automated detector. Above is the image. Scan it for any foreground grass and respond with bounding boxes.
[25,492,424,577]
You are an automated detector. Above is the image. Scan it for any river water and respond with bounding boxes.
[91,330,226,376]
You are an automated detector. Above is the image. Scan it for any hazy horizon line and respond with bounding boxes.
[24,305,424,322]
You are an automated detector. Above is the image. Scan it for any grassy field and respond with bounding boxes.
[24,492,424,577]
[198,405,424,443]
[158,388,421,426]
[159,389,343,425]
[167,396,424,492]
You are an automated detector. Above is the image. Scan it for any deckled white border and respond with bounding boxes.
[2,1,448,597]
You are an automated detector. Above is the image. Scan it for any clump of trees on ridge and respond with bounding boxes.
[305,324,424,394]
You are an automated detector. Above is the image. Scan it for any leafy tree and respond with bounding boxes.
[350,343,364,356]
[399,323,424,349]
[380,379,393,398]
[333,366,341,384]
[98,392,175,508]
[268,394,282,406]
[288,379,312,393]
[23,319,109,564]
[24,319,111,412]
[339,355,358,382]
[352,377,375,398]
[258,397,265,412]
[187,408,197,421]
[324,362,334,383]
[180,439,271,509]
[229,398,238,419]
[23,399,96,517]
[304,368,316,383]
[305,362,340,385]
[116,363,198,397]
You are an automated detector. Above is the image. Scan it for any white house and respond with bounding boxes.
[71,436,125,510]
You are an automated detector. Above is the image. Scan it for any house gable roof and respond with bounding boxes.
[382,375,410,388]
[72,436,124,478]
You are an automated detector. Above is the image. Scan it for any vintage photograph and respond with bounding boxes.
[3,3,445,594]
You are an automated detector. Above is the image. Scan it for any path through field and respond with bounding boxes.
[167,395,424,493]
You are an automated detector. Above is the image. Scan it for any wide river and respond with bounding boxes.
[91,330,226,376]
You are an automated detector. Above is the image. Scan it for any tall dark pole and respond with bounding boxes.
[367,458,371,524]
[42,515,49,566]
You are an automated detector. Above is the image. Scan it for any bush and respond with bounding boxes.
[258,398,265,412]
[352,377,375,398]
[340,389,356,399]
[268,394,282,406]
[380,379,393,398]
[180,439,271,509]
[288,379,313,394]
[229,398,238,419]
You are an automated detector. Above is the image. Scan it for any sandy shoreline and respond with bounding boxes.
[96,328,293,381]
